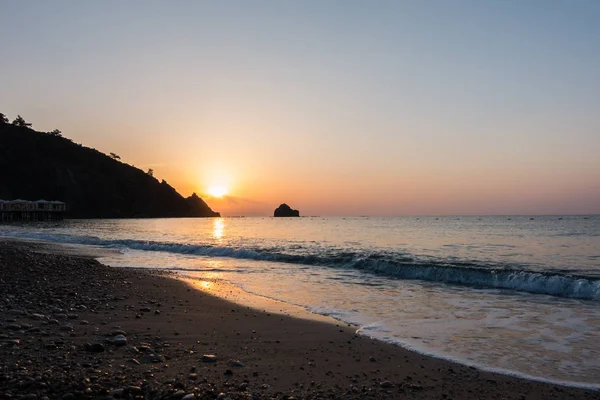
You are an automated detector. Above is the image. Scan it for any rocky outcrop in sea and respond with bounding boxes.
[274,203,300,217]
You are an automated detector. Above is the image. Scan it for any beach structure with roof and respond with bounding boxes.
[0,199,66,221]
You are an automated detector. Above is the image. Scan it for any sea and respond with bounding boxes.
[1,216,599,388]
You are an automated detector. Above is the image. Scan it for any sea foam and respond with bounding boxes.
[2,230,599,302]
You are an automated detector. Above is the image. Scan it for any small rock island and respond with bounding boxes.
[274,203,300,217]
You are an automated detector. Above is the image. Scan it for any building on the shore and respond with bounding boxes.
[0,199,66,221]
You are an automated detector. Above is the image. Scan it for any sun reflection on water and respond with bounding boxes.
[213,218,225,240]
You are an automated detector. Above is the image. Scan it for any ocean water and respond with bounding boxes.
[1,216,600,387]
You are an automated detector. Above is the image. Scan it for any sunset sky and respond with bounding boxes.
[1,1,599,216]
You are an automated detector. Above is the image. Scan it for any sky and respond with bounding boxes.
[1,1,599,216]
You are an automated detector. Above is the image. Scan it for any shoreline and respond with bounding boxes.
[1,239,598,399]
[179,277,346,327]
[181,275,600,392]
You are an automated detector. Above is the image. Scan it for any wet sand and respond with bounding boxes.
[0,239,598,399]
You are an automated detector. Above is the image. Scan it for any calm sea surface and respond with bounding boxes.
[2,216,599,387]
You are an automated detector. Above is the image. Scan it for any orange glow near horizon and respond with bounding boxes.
[1,2,600,217]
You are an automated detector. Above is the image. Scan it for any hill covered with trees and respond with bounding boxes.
[0,113,220,218]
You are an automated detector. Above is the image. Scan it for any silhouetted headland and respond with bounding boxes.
[0,116,219,218]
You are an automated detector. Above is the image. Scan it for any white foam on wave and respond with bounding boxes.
[308,304,379,329]
[354,259,600,301]
[353,319,600,391]
[2,230,600,301]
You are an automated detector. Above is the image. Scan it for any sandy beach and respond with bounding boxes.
[0,239,597,400]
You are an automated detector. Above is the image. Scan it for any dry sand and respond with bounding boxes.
[0,239,598,399]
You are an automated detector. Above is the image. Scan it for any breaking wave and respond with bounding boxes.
[3,231,600,301]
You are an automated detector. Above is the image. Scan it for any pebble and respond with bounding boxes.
[227,359,244,368]
[140,354,165,363]
[85,343,105,352]
[202,354,217,363]
[181,395,196,400]
[111,334,127,346]
[127,358,141,365]
[125,386,142,394]
[380,381,394,388]
[44,341,57,350]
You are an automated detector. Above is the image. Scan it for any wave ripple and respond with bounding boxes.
[4,231,600,301]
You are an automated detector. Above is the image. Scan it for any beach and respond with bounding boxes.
[2,1,598,397]
[0,239,597,399]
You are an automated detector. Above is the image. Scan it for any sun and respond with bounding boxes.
[207,186,228,198]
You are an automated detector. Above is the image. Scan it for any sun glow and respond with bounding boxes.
[207,186,228,198]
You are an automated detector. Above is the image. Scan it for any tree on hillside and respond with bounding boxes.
[12,115,32,128]
[109,152,121,161]
[49,129,62,137]
[147,168,154,177]
[0,113,8,124]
